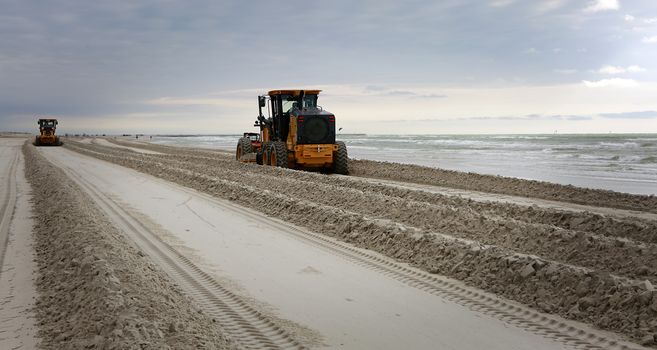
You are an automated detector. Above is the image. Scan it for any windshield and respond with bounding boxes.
[302,95,317,108]
[40,120,56,127]
[282,95,318,113]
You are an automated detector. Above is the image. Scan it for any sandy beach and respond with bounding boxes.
[1,134,656,349]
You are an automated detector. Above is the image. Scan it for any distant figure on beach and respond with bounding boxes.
[150,135,152,140]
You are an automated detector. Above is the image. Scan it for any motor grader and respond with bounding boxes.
[236,90,348,174]
[34,118,63,146]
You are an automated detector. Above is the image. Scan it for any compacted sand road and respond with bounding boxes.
[33,140,654,349]
[0,137,39,349]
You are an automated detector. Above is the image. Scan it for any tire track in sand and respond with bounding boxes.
[47,154,306,350]
[149,178,649,350]
[0,149,19,272]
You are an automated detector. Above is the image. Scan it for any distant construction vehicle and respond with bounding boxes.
[236,90,348,174]
[34,118,62,146]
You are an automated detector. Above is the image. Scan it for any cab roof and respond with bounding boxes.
[268,90,321,96]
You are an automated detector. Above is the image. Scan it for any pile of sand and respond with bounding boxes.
[23,142,235,349]
[108,138,233,156]
[349,159,657,214]
[66,140,657,346]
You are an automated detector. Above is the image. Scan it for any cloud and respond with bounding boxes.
[598,66,624,74]
[3,0,657,135]
[536,0,567,13]
[584,0,620,12]
[627,65,647,73]
[628,16,657,32]
[624,15,657,24]
[597,65,646,74]
[489,0,515,7]
[362,87,446,99]
[363,85,387,92]
[386,90,447,98]
[381,114,594,123]
[565,115,594,121]
[382,111,657,124]
[642,36,657,43]
[582,78,638,87]
[418,93,448,99]
[524,114,594,121]
[385,90,416,96]
[599,111,657,119]
[554,68,577,74]
[144,96,248,108]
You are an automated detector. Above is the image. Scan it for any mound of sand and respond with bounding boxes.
[23,142,235,349]
[349,159,657,214]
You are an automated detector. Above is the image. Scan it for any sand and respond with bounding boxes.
[60,139,657,347]
[35,144,608,349]
[349,158,657,214]
[3,134,656,348]
[92,138,164,154]
[0,138,39,349]
[21,141,235,349]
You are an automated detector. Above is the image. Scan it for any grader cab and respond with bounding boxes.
[236,90,348,174]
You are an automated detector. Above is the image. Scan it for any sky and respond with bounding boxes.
[2,0,657,134]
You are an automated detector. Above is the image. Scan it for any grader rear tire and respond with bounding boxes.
[269,141,288,168]
[333,141,348,175]
[236,137,252,161]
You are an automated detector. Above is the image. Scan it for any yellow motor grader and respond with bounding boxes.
[34,119,63,146]
[236,90,348,174]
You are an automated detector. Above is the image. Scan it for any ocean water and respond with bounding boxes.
[150,134,657,195]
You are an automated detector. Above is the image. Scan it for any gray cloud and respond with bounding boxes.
[380,114,595,123]
[599,111,657,119]
[363,85,387,92]
[363,87,446,99]
[384,90,447,99]
[483,114,594,121]
[1,0,657,132]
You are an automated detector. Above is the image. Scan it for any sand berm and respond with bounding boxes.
[23,142,236,349]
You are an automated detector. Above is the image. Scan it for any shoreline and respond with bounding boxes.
[118,133,657,196]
